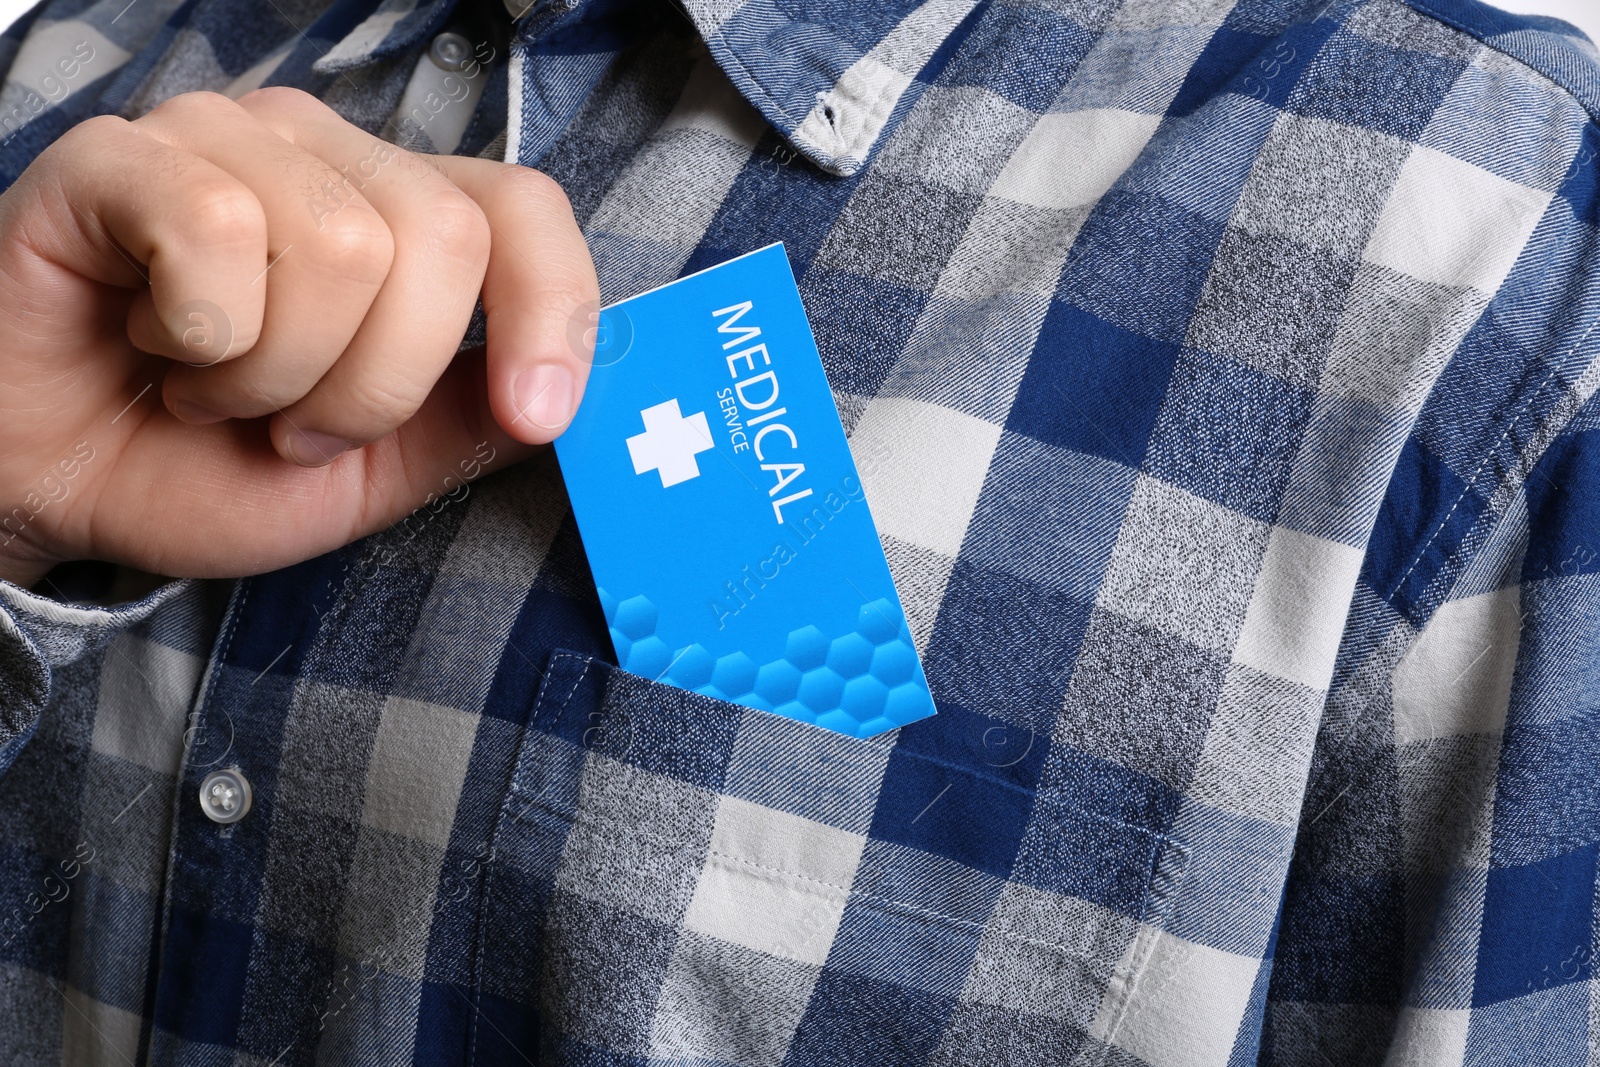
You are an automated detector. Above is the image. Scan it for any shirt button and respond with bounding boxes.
[199,768,253,825]
[428,32,473,71]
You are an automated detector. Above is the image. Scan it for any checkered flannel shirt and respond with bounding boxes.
[2,0,1600,1062]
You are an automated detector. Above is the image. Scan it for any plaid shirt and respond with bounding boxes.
[2,0,1599,1062]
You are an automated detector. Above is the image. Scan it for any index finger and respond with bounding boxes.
[430,156,599,445]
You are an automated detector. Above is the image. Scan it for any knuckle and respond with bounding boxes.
[341,377,430,435]
[144,90,243,127]
[237,85,333,122]
[59,114,128,151]
[307,210,394,287]
[499,166,571,215]
[183,180,267,250]
[420,189,490,266]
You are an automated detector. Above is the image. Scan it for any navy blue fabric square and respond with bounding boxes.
[1269,872,1404,1003]
[1523,428,1600,584]
[0,78,105,188]
[690,137,866,275]
[1286,28,1465,141]
[1171,27,1273,116]
[588,666,742,790]
[449,717,535,858]
[224,550,353,682]
[153,908,256,1046]
[1145,353,1316,524]
[0,841,73,974]
[414,981,476,1067]
[786,971,955,1066]
[476,837,568,1000]
[483,521,610,725]
[934,0,1095,111]
[1361,438,1489,626]
[1008,300,1179,468]
[924,557,1095,730]
[892,702,1051,798]
[802,267,930,400]
[869,742,1036,881]
[481,591,575,726]
[773,0,921,54]
[1169,26,1326,115]
[464,990,561,1066]
[0,713,90,856]
[1011,799,1168,916]
[1224,0,1335,36]
[1476,844,1599,1006]
[1059,190,1229,344]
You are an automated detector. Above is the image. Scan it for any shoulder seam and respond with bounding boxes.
[1403,0,1600,125]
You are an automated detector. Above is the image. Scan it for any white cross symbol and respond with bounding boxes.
[626,399,714,488]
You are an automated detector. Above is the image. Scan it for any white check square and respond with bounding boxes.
[682,796,866,966]
[1364,146,1552,294]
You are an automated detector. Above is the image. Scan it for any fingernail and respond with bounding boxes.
[173,400,225,424]
[285,428,350,467]
[512,364,575,430]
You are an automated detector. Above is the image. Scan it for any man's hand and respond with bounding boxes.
[0,88,599,588]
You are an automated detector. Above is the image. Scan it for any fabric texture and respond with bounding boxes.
[1,0,1599,1063]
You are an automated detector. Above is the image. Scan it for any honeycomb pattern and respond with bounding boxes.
[598,588,934,738]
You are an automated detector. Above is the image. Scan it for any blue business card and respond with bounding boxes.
[554,243,936,738]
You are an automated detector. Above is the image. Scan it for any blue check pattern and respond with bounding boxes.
[2,0,1600,1063]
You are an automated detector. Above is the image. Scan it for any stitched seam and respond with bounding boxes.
[1376,3,1600,608]
[469,654,594,1062]
[530,651,593,727]
[600,662,910,756]
[1404,0,1600,125]
[701,845,1115,962]
[1385,311,1600,606]
[556,656,592,715]
[139,576,249,1065]
[1089,832,1195,1060]
[544,797,1153,962]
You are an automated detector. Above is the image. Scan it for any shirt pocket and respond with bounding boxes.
[469,650,1188,1067]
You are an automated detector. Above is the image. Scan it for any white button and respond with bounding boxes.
[199,768,252,824]
[391,32,491,155]
[428,31,473,71]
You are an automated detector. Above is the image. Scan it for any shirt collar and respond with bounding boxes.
[0,575,196,780]
[318,0,980,176]
[671,0,984,176]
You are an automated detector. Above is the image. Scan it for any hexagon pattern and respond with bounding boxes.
[597,589,933,737]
